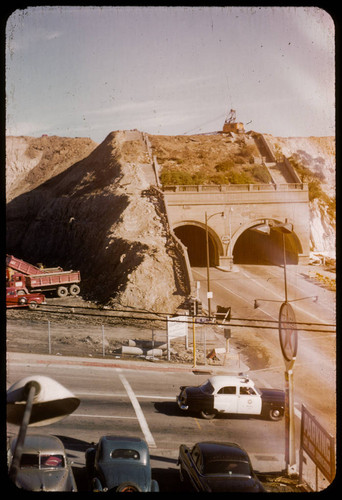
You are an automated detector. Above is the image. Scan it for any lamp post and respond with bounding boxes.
[252,219,298,475]
[7,375,80,484]
[205,211,225,318]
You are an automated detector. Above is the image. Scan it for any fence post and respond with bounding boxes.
[102,325,105,357]
[48,321,51,354]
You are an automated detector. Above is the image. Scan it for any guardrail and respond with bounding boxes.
[162,183,308,192]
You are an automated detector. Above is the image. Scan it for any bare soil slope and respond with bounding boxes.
[6,131,188,311]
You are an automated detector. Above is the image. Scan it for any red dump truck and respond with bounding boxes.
[6,255,81,297]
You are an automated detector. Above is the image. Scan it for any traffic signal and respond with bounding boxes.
[189,298,196,316]
[196,300,202,316]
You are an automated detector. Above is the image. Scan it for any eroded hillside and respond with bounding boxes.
[6,131,190,311]
[6,129,335,309]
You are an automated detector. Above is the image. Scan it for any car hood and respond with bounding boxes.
[15,469,77,491]
[98,463,150,492]
[205,475,265,492]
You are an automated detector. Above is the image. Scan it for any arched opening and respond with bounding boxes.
[233,226,299,265]
[174,224,217,267]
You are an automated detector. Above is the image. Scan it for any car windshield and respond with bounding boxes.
[204,460,251,476]
[200,380,214,394]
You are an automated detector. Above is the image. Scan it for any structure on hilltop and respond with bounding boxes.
[222,109,245,134]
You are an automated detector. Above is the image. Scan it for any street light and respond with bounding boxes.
[7,375,80,483]
[252,219,298,475]
[205,211,225,318]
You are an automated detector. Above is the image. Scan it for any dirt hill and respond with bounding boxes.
[6,131,190,311]
[6,130,335,309]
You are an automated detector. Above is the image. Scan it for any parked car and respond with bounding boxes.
[7,434,77,491]
[6,287,46,310]
[178,441,265,492]
[85,435,159,492]
[177,374,285,420]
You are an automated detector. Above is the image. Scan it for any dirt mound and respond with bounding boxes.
[6,131,189,311]
[6,135,98,202]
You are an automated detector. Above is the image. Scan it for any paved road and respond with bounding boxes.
[7,352,290,491]
[192,264,336,436]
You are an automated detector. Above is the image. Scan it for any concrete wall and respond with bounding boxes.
[163,184,310,266]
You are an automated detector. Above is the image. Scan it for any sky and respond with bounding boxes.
[5,6,335,143]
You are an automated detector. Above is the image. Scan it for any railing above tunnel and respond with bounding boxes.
[162,183,308,192]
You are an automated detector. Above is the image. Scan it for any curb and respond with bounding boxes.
[7,350,249,375]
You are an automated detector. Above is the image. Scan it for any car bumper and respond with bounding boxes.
[177,396,188,410]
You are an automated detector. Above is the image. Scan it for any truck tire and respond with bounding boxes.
[18,297,27,305]
[57,286,68,297]
[28,301,38,310]
[268,408,282,421]
[69,284,80,296]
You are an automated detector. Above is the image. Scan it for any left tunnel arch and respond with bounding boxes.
[173,223,220,267]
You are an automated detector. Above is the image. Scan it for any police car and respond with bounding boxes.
[177,375,285,420]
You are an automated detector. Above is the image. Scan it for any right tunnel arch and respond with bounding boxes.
[232,221,302,265]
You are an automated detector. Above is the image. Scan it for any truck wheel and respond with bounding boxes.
[57,286,68,297]
[28,301,38,310]
[200,409,217,420]
[69,284,80,296]
[269,408,282,421]
[19,297,27,305]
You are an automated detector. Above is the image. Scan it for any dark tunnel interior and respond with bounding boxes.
[174,224,299,267]
[174,225,216,266]
[233,229,299,265]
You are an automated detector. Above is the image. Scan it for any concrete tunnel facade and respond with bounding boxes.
[173,219,303,267]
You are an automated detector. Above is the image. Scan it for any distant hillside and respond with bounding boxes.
[6,130,335,257]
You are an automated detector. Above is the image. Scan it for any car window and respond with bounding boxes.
[217,386,236,395]
[204,460,251,476]
[111,449,140,460]
[20,453,39,468]
[41,454,65,468]
[240,387,256,395]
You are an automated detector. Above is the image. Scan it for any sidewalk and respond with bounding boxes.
[6,345,249,375]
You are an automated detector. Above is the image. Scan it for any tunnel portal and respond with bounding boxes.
[174,222,300,267]
[233,227,299,265]
[174,225,216,267]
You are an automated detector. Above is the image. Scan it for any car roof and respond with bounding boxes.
[10,434,66,455]
[208,375,253,387]
[196,442,250,461]
[98,436,149,464]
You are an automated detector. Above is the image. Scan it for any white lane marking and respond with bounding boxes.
[116,368,156,448]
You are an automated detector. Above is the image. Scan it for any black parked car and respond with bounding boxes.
[85,435,159,492]
[178,441,265,492]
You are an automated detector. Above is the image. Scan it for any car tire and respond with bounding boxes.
[269,408,282,421]
[28,301,38,310]
[200,409,217,420]
[116,482,142,492]
[18,297,27,305]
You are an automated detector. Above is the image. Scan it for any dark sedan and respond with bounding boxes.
[85,435,159,492]
[178,441,265,492]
